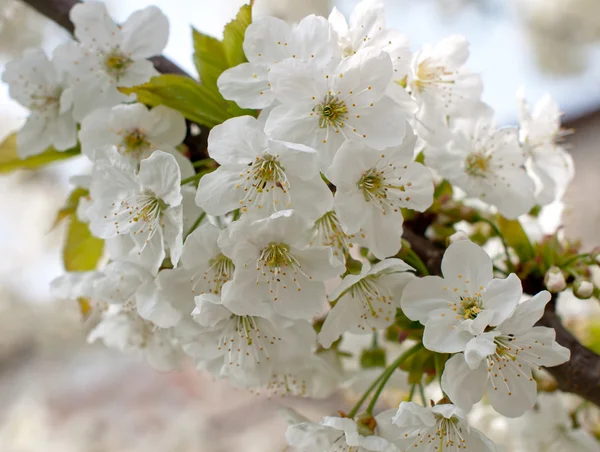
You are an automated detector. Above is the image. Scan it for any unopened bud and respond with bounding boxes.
[590,246,600,264]
[573,279,594,299]
[545,267,567,293]
[360,347,387,369]
[447,231,469,246]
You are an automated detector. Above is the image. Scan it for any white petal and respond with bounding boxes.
[217,63,273,109]
[319,295,363,348]
[441,353,487,412]
[195,166,245,216]
[120,6,169,58]
[136,280,181,328]
[288,174,334,223]
[291,15,337,64]
[486,360,537,418]
[147,105,187,147]
[400,275,451,323]
[348,98,407,149]
[441,240,493,293]
[70,1,121,51]
[463,332,498,369]
[138,151,182,206]
[482,273,522,326]
[118,59,158,87]
[17,115,52,158]
[293,247,345,281]
[79,107,116,160]
[423,308,473,353]
[333,47,392,105]
[269,58,328,107]
[207,116,268,165]
[497,291,551,334]
[363,205,404,260]
[242,16,292,64]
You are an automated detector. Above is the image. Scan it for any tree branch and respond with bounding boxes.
[21,0,209,156]
[19,0,600,409]
[404,231,600,408]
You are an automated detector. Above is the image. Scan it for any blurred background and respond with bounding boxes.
[1,0,600,450]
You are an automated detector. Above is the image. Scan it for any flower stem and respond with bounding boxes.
[407,384,416,402]
[346,369,387,419]
[560,253,591,269]
[364,342,423,415]
[181,172,205,186]
[186,212,206,236]
[403,247,429,276]
[418,383,427,406]
[478,217,516,273]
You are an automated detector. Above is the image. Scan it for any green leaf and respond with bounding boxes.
[121,75,233,128]
[63,216,104,272]
[497,215,535,262]
[0,133,80,174]
[54,188,90,228]
[192,28,227,91]
[222,4,252,67]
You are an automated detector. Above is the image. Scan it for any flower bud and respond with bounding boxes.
[447,231,469,246]
[360,347,386,369]
[544,266,567,293]
[573,279,594,299]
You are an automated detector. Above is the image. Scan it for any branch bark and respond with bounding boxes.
[19,0,600,409]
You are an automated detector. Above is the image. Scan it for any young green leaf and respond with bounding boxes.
[497,215,535,262]
[0,133,80,173]
[222,4,252,67]
[63,216,104,272]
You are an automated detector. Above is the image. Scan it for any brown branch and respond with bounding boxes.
[20,0,600,409]
[21,0,209,156]
[404,230,600,408]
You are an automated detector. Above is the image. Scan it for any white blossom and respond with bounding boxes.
[328,0,414,104]
[88,304,183,371]
[87,149,183,274]
[441,291,570,417]
[266,47,411,170]
[2,48,77,157]
[217,14,338,109]
[286,412,400,452]
[310,210,356,260]
[508,393,600,452]
[387,402,497,452]
[141,222,233,329]
[218,209,344,320]
[425,115,536,219]
[79,103,188,170]
[408,35,483,145]
[54,1,168,120]
[319,258,415,348]
[401,240,523,353]
[180,289,316,387]
[196,115,332,221]
[517,88,575,205]
[328,130,434,259]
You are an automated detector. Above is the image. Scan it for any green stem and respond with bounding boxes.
[478,217,516,273]
[561,253,591,269]
[403,247,429,276]
[365,342,423,415]
[418,383,427,406]
[407,384,416,402]
[347,369,387,419]
[187,212,206,236]
[180,172,204,186]
[192,158,213,168]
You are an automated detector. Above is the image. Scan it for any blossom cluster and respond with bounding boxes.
[2,0,587,451]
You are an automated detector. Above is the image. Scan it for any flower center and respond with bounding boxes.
[312,211,354,257]
[29,87,62,113]
[414,58,455,92]
[348,276,394,323]
[204,254,235,295]
[464,152,492,177]
[123,128,150,153]
[104,50,133,79]
[432,415,467,451]
[315,94,348,129]
[238,154,289,212]
[458,295,482,319]
[256,242,306,299]
[357,167,406,210]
